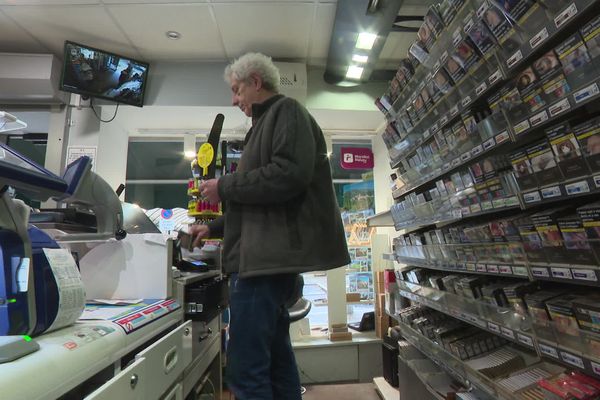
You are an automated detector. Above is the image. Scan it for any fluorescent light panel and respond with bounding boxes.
[356,32,377,50]
[346,65,364,80]
[352,54,369,63]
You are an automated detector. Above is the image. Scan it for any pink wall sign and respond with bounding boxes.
[340,147,374,170]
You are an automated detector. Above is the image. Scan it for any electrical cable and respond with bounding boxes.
[90,97,119,123]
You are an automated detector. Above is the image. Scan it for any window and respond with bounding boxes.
[5,134,48,208]
[125,139,191,209]
[301,139,375,333]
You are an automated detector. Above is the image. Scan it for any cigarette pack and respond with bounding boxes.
[573,117,600,172]
[581,14,600,59]
[546,122,589,179]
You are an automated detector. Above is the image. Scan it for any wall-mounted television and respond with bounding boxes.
[60,41,149,107]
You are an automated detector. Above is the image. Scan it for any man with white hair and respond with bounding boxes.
[190,53,349,399]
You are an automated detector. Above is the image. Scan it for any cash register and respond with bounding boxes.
[0,143,125,361]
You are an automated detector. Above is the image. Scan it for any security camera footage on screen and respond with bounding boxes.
[62,42,148,107]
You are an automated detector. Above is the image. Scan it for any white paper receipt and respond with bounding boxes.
[43,248,86,332]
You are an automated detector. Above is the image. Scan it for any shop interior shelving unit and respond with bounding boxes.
[370,0,600,398]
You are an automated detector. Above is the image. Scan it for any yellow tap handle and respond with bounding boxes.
[197,143,214,178]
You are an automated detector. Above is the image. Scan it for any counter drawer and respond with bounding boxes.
[192,316,220,358]
[85,358,146,400]
[135,320,193,399]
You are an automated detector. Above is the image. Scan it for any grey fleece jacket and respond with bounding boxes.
[208,94,350,277]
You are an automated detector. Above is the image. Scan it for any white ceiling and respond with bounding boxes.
[0,0,432,69]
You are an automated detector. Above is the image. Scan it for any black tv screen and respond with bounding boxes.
[60,41,149,107]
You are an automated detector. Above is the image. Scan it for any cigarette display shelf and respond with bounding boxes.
[390,239,600,288]
[366,209,394,228]
[391,68,600,202]
[393,278,600,381]
[385,0,599,172]
[391,314,551,400]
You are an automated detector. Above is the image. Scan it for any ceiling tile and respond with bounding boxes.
[0,10,49,53]
[0,1,100,4]
[1,5,139,59]
[106,4,225,60]
[212,3,313,59]
[307,3,335,66]
[102,0,207,3]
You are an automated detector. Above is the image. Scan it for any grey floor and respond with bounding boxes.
[302,383,381,400]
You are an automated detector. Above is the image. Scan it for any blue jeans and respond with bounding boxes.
[226,273,302,400]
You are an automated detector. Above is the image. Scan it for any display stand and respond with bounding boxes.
[373,0,600,398]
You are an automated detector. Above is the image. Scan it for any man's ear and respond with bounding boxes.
[250,73,263,91]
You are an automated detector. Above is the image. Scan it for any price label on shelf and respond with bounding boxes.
[452,209,463,219]
[566,180,590,196]
[457,264,468,271]
[450,105,460,117]
[518,333,535,348]
[499,265,513,275]
[476,264,487,272]
[495,130,510,144]
[452,28,463,47]
[531,267,550,278]
[591,361,600,377]
[483,138,496,150]
[470,203,482,213]
[440,115,449,126]
[530,110,549,127]
[529,27,549,49]
[461,96,472,107]
[561,351,585,369]
[551,267,573,280]
[554,2,578,28]
[514,119,531,135]
[452,158,461,167]
[594,175,600,188]
[541,185,562,199]
[441,51,449,64]
[461,152,471,162]
[505,196,520,207]
[466,263,476,272]
[492,198,506,208]
[549,98,571,117]
[487,265,499,274]
[513,266,529,277]
[476,82,488,96]
[574,82,600,104]
[539,343,560,359]
[489,69,502,85]
[488,322,500,334]
[481,201,493,210]
[507,50,523,68]
[523,190,541,203]
[431,122,440,133]
[471,145,483,157]
[571,269,598,282]
[501,326,515,340]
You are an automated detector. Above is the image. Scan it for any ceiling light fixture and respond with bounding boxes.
[355,32,377,50]
[346,65,364,80]
[166,31,182,40]
[352,54,369,63]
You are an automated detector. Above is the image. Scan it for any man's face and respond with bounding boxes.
[230,77,260,117]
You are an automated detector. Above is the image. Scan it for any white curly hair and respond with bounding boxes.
[224,52,280,93]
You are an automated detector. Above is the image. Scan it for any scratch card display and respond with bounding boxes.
[581,14,600,59]
[546,122,589,180]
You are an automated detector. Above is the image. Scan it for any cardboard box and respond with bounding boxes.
[329,331,353,342]
[346,292,361,302]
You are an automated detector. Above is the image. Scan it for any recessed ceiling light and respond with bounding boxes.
[356,32,377,50]
[346,65,364,80]
[166,31,182,40]
[352,54,369,63]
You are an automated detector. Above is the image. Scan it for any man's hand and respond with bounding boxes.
[200,178,221,205]
[189,224,210,248]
